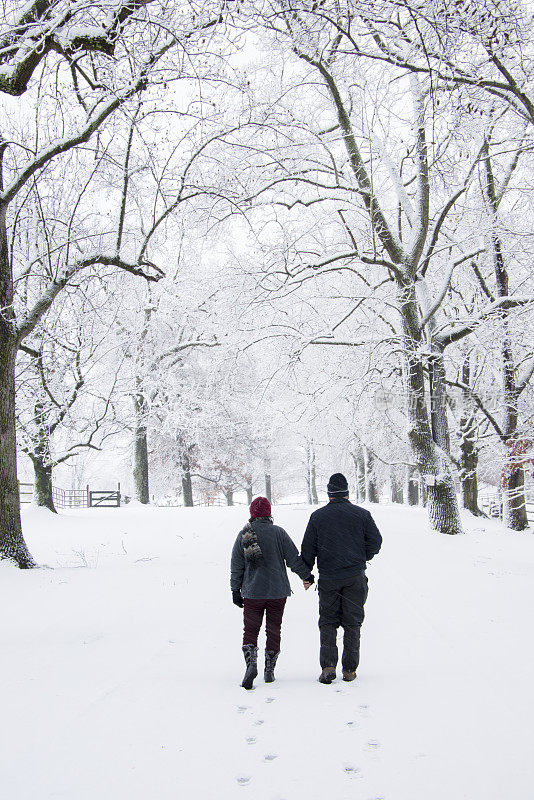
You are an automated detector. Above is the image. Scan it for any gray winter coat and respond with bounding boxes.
[230,519,312,599]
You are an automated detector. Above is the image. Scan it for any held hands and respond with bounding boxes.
[303,574,315,590]
[232,590,244,608]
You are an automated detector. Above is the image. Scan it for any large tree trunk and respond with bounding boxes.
[224,489,234,506]
[181,449,194,507]
[132,394,149,504]
[0,200,35,566]
[0,337,35,565]
[401,282,463,534]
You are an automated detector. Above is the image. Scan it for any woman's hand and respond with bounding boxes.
[232,590,244,607]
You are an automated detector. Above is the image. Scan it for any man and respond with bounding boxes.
[301,472,382,684]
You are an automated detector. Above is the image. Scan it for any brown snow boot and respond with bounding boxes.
[342,669,357,682]
[318,667,336,684]
[241,645,258,690]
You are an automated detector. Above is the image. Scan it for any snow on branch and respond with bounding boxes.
[419,249,485,330]
[0,0,154,96]
[15,254,163,345]
[516,357,534,395]
[436,296,534,347]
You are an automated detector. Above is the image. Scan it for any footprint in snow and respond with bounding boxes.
[263,753,278,762]
[245,737,257,745]
[343,764,361,779]
[366,739,380,751]
[237,706,249,714]
[346,720,358,729]
[265,697,276,704]
[236,775,252,786]
[253,719,265,726]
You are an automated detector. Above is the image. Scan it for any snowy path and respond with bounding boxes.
[1,505,533,799]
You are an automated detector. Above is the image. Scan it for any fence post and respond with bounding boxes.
[87,484,90,508]
[118,482,121,507]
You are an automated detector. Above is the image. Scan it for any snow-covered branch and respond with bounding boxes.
[419,250,485,330]
[0,0,155,97]
[2,37,176,206]
[437,297,534,348]
[516,357,534,396]
[15,255,163,344]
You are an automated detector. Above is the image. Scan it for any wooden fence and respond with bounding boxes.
[479,491,534,523]
[19,482,121,509]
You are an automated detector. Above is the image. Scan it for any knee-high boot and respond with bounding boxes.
[241,644,258,690]
[264,650,279,683]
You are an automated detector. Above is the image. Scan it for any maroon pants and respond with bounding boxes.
[243,598,287,652]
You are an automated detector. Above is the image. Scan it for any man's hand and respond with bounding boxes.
[303,575,315,590]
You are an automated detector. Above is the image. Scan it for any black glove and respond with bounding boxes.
[305,574,315,585]
[232,590,244,608]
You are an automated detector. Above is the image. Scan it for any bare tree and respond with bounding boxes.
[0,0,225,565]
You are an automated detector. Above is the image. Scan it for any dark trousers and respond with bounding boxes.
[243,598,287,652]
[318,573,368,671]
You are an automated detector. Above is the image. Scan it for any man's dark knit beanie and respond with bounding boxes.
[327,472,349,497]
[249,496,272,519]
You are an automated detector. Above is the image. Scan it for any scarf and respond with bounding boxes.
[241,520,265,568]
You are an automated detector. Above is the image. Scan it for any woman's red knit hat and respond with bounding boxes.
[249,496,272,519]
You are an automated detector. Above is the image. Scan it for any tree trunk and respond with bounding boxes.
[390,466,404,504]
[502,466,528,530]
[459,360,483,516]
[429,346,451,454]
[305,443,312,504]
[366,448,379,503]
[246,484,253,505]
[305,473,312,504]
[0,339,35,565]
[484,145,528,531]
[401,282,463,534]
[181,449,194,508]
[30,400,57,512]
[224,489,234,506]
[132,395,149,504]
[406,467,419,506]
[32,457,57,513]
[310,460,319,504]
[264,456,272,503]
[354,447,366,503]
[0,200,35,566]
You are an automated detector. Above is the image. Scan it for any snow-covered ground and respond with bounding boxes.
[1,504,533,800]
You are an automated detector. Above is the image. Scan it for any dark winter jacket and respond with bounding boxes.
[231,519,312,599]
[301,499,382,582]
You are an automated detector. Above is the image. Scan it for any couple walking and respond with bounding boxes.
[230,472,382,689]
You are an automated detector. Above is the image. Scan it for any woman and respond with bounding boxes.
[230,496,314,689]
